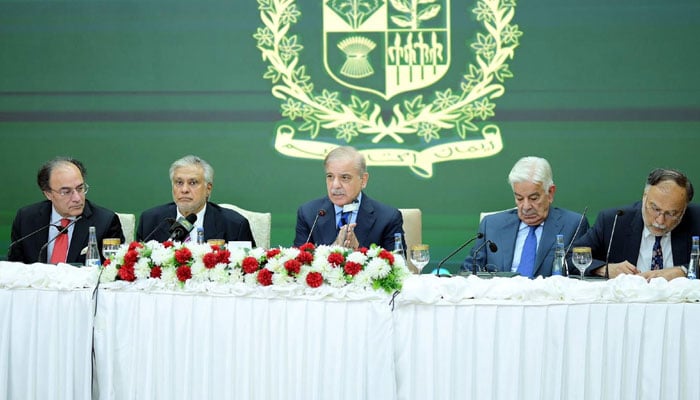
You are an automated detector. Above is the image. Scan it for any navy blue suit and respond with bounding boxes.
[8,199,124,264]
[463,207,589,277]
[136,202,255,246]
[294,193,404,250]
[575,201,700,274]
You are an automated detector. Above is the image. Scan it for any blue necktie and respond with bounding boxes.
[337,211,351,230]
[518,226,538,278]
[651,236,663,270]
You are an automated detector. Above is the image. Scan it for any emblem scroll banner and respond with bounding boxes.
[275,124,503,178]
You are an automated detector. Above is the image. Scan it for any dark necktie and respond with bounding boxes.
[651,236,664,270]
[337,211,351,231]
[518,225,538,278]
[49,218,70,264]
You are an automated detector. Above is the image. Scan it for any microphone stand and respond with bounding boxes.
[604,210,624,279]
[38,216,83,263]
[472,240,497,276]
[435,233,483,277]
[143,218,175,242]
[305,210,326,244]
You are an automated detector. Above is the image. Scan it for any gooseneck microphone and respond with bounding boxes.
[435,232,484,277]
[604,210,624,279]
[143,217,176,242]
[305,209,326,244]
[168,214,198,241]
[471,239,498,275]
[563,206,589,277]
[8,219,65,254]
[37,216,83,263]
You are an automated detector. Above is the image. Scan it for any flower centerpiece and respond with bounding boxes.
[101,241,409,293]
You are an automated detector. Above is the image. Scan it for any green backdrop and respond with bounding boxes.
[1,0,698,271]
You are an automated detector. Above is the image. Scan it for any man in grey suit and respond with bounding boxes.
[294,146,404,250]
[462,156,589,278]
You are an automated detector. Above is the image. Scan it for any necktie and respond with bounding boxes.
[49,218,70,264]
[337,211,351,230]
[518,225,538,278]
[651,236,663,270]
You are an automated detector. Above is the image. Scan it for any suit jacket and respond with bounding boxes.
[462,207,589,277]
[575,201,700,273]
[136,202,255,246]
[294,193,404,250]
[8,199,124,264]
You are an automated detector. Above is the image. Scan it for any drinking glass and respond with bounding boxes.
[571,246,592,281]
[102,238,121,261]
[410,244,430,274]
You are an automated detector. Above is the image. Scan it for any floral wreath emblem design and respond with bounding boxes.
[255,0,521,178]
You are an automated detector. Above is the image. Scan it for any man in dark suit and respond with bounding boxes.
[576,168,699,280]
[136,155,255,246]
[294,146,404,250]
[8,157,124,265]
[463,156,589,278]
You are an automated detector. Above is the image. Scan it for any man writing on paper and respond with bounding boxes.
[576,168,700,280]
[462,156,589,278]
[8,156,124,265]
[294,146,404,250]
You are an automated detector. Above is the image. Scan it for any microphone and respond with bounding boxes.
[471,239,498,276]
[168,214,198,241]
[143,217,176,242]
[8,219,65,253]
[435,232,484,277]
[604,210,624,279]
[305,209,326,244]
[37,216,83,263]
[563,206,589,277]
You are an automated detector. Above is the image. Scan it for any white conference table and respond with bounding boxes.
[0,263,95,400]
[3,261,700,400]
[393,274,700,400]
[92,289,396,400]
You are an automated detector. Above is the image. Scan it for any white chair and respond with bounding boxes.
[399,208,422,273]
[479,207,516,222]
[116,212,136,243]
[219,203,272,249]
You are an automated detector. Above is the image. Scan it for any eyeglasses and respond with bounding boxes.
[645,201,683,221]
[50,183,89,197]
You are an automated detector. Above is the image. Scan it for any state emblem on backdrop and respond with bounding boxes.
[255,0,521,177]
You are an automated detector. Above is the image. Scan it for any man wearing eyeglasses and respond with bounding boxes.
[8,156,124,265]
[136,155,255,245]
[293,146,404,250]
[576,168,700,280]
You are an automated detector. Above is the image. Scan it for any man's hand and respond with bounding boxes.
[334,223,359,249]
[593,261,639,278]
[640,267,686,281]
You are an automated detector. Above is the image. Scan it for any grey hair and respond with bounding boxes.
[169,155,214,185]
[508,156,554,191]
[324,146,367,175]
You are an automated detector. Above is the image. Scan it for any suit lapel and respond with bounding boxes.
[534,208,561,276]
[496,211,520,271]
[354,196,376,246]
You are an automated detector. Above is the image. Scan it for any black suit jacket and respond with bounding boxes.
[8,199,124,264]
[136,202,255,246]
[294,193,404,250]
[575,201,700,273]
